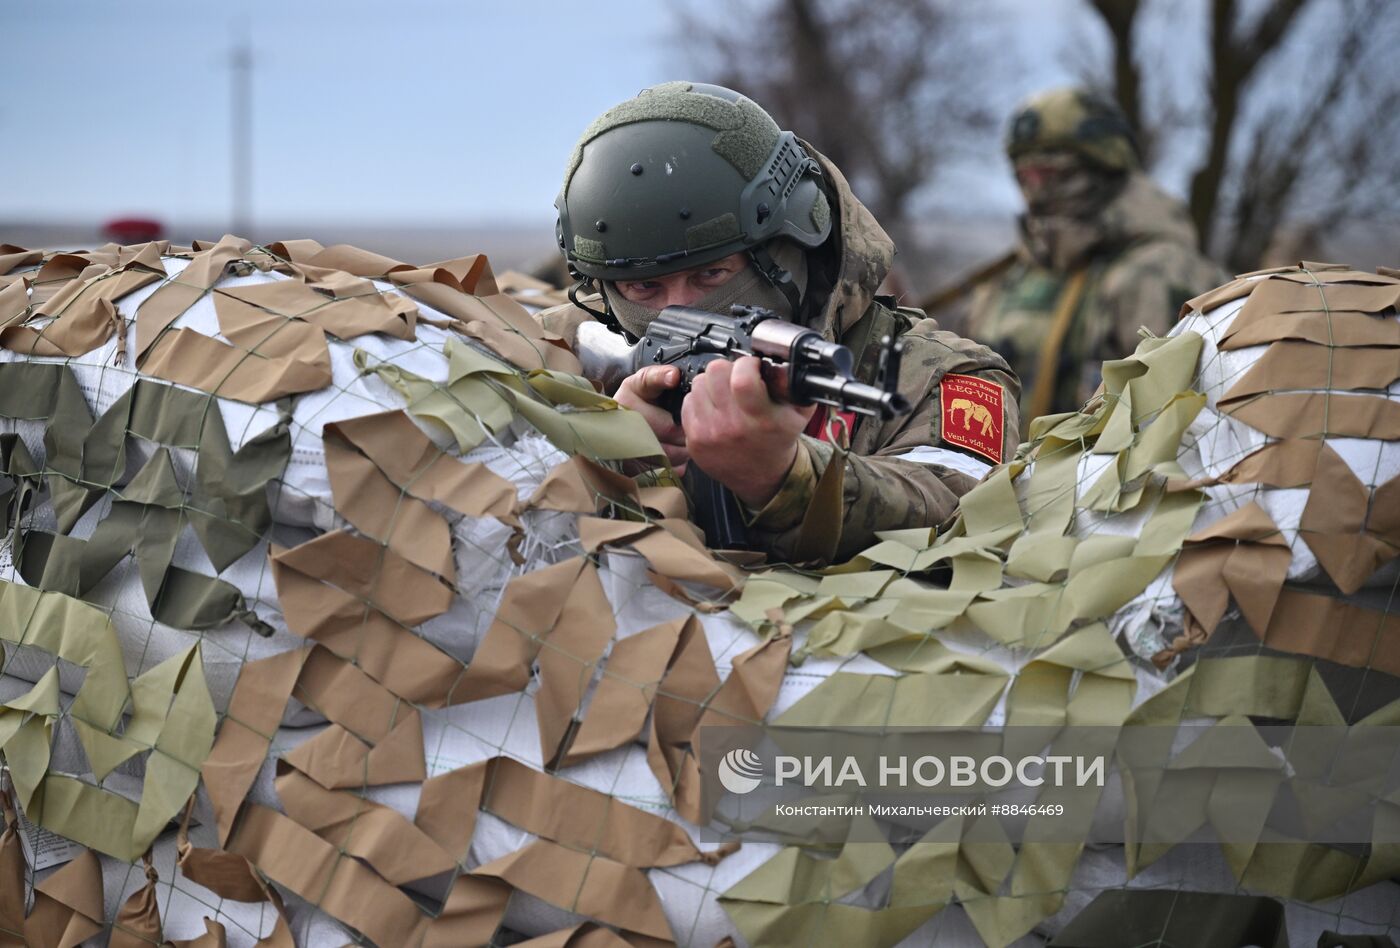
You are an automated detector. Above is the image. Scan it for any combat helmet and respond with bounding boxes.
[555,82,832,299]
[1005,87,1140,172]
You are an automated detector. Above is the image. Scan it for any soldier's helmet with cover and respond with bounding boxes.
[1005,86,1140,173]
[555,82,832,294]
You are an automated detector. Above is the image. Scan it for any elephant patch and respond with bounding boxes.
[940,374,1005,464]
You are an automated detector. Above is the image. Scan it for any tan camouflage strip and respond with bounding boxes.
[15,849,104,947]
[0,245,164,358]
[134,234,250,363]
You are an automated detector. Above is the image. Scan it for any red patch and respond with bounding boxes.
[804,406,856,445]
[940,374,1005,464]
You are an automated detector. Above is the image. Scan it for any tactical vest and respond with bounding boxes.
[975,260,1108,421]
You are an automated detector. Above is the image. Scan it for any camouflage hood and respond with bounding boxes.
[802,141,896,340]
[1019,171,1203,271]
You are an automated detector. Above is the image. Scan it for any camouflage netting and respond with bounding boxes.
[0,240,1397,947]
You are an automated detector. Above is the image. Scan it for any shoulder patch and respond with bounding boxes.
[940,374,1005,464]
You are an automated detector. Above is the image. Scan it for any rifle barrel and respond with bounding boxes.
[799,374,911,420]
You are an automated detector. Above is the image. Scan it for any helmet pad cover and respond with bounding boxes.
[1006,86,1140,173]
[556,82,832,282]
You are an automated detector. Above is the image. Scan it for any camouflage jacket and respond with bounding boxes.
[967,173,1226,426]
[540,145,1020,565]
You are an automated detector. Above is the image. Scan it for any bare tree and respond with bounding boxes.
[1081,0,1400,272]
[1086,0,1146,138]
[675,0,1000,258]
[678,0,1398,283]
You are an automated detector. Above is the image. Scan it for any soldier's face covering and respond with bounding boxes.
[604,241,808,338]
[1015,151,1119,218]
[1015,151,1125,270]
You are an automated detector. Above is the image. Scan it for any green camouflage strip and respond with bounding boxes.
[1047,890,1287,948]
[0,364,289,630]
[0,583,215,862]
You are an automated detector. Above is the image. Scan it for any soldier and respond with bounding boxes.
[542,82,1019,564]
[966,87,1226,427]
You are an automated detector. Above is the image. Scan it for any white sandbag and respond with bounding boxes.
[8,250,1396,946]
[1178,294,1400,584]
[1014,283,1400,664]
[0,259,570,703]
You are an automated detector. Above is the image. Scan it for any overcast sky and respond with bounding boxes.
[2,0,1118,232]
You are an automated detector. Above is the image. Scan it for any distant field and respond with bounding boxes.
[0,221,562,278]
[4,216,1393,301]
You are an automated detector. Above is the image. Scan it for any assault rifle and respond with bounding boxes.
[576,304,911,549]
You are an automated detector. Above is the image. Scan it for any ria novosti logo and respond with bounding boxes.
[717,748,764,794]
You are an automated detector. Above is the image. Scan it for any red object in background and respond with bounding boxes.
[102,217,165,244]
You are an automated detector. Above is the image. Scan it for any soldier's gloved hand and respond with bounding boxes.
[683,356,816,508]
[615,365,691,472]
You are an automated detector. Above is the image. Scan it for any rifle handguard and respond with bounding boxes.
[634,304,911,421]
[571,305,912,552]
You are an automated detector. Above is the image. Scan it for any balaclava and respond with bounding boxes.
[1017,151,1126,271]
[603,240,809,339]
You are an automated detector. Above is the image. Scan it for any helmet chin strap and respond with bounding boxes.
[747,244,804,317]
[567,270,638,343]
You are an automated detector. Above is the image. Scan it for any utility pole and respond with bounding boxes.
[230,24,253,238]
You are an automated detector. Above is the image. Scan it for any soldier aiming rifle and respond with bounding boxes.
[541,82,1021,565]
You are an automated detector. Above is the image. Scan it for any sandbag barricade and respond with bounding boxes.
[0,242,1397,946]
